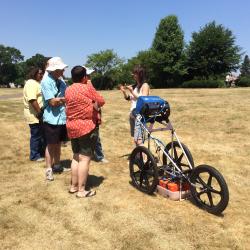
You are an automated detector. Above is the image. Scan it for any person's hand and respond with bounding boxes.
[93,101,100,111]
[60,97,65,103]
[119,84,126,92]
[126,85,133,92]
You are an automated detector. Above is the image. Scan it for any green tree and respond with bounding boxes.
[25,53,46,69]
[151,15,186,88]
[0,44,24,85]
[240,55,250,77]
[21,53,46,82]
[86,49,124,89]
[126,50,154,84]
[186,21,241,79]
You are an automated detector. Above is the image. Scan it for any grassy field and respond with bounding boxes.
[0,88,249,250]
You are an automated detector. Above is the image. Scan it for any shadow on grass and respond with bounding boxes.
[60,159,71,169]
[129,181,225,216]
[128,181,157,197]
[118,153,131,160]
[188,196,225,218]
[60,159,105,189]
[86,175,105,189]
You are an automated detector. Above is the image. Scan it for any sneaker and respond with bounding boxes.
[52,165,63,174]
[35,157,45,162]
[62,167,71,172]
[46,168,54,181]
[31,157,45,162]
[99,158,109,163]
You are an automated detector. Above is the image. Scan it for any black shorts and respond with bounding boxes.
[71,127,98,157]
[43,122,67,144]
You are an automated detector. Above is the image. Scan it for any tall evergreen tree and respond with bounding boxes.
[240,55,250,77]
[151,15,186,87]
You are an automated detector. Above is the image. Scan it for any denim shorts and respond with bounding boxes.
[129,112,143,140]
[71,127,98,156]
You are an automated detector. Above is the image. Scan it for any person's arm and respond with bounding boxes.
[87,84,105,108]
[41,79,66,107]
[119,84,130,100]
[26,80,42,112]
[141,83,149,96]
[29,99,41,113]
[127,83,150,99]
[48,97,65,107]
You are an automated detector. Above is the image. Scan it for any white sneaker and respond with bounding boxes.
[100,158,109,163]
[46,168,54,181]
[36,157,45,162]
[62,167,71,172]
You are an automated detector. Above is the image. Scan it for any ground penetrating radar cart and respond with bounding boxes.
[129,96,229,214]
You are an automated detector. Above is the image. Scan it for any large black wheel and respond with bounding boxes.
[163,141,194,172]
[129,146,158,194]
[190,165,229,215]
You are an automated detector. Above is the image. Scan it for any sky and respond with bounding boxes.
[1,0,250,76]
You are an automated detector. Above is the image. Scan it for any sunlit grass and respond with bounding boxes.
[0,88,249,249]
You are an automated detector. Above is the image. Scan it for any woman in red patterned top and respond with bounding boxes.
[65,66,105,198]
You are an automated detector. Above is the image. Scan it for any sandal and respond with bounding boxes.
[76,190,96,198]
[68,187,78,194]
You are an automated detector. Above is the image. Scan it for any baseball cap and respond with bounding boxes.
[82,65,95,75]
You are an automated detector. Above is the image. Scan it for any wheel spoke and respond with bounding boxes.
[207,192,214,207]
[197,176,208,188]
[177,152,184,163]
[139,160,145,170]
[133,170,141,180]
[139,172,144,187]
[145,168,154,176]
[133,154,142,169]
[139,151,143,159]
[210,188,222,195]
[197,189,207,198]
[207,174,213,186]
[173,147,178,160]
[144,174,150,187]
[145,159,151,168]
[180,163,189,167]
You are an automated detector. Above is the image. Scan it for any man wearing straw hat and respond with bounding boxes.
[41,57,68,181]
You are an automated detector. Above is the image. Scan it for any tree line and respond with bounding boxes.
[1,15,250,89]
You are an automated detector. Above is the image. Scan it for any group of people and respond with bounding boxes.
[23,57,149,198]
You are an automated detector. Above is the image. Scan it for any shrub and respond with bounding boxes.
[181,79,223,88]
[237,76,250,87]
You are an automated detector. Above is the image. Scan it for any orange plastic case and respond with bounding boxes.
[157,179,191,201]
[157,185,190,201]
[167,182,179,192]
[159,179,169,188]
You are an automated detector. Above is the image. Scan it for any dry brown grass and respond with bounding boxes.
[0,88,249,250]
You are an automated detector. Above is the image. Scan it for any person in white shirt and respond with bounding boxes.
[120,65,150,146]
